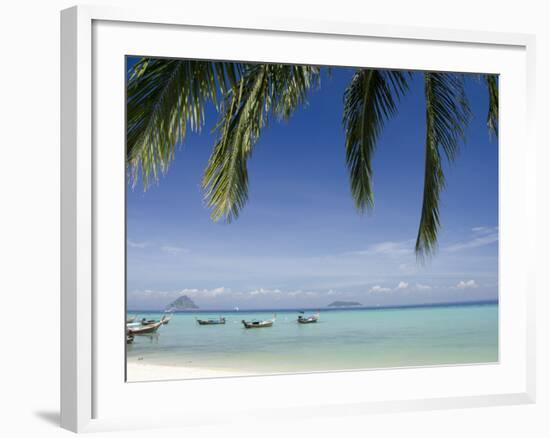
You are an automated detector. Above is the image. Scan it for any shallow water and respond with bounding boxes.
[126,302,498,379]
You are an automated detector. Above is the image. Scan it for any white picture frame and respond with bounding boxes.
[60,4,536,433]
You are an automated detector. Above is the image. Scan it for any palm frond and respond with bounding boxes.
[416,72,471,258]
[126,58,242,186]
[202,64,321,222]
[485,74,499,137]
[343,69,410,211]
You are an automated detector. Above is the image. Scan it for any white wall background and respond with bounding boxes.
[0,0,547,436]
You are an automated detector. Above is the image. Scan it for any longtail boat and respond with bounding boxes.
[140,313,171,326]
[297,312,320,324]
[196,316,226,325]
[242,314,276,329]
[128,321,162,335]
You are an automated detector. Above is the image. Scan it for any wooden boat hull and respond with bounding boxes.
[298,317,318,324]
[141,319,158,325]
[139,313,172,326]
[242,320,273,328]
[128,321,162,335]
[297,313,320,324]
[140,316,171,326]
[197,318,226,325]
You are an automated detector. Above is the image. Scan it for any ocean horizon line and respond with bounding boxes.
[127,298,498,314]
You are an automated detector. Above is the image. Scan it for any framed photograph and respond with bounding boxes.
[61,5,536,432]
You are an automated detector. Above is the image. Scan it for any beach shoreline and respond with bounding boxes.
[127,361,251,381]
[125,304,498,381]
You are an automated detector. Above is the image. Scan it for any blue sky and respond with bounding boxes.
[127,59,498,310]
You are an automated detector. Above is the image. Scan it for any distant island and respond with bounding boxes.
[166,295,199,311]
[327,300,362,308]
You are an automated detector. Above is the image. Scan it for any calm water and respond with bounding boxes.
[126,302,498,376]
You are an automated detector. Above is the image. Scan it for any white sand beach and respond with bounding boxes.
[127,361,251,381]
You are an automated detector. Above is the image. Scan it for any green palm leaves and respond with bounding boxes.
[343,69,410,212]
[342,70,474,258]
[485,74,499,137]
[127,59,242,184]
[127,58,498,258]
[203,64,320,222]
[416,73,471,258]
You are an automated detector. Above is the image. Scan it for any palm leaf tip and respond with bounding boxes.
[343,69,410,212]
[485,74,499,137]
[416,72,471,258]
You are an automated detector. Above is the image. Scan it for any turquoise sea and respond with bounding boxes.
[126,301,498,376]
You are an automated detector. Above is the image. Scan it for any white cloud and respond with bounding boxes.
[369,285,392,293]
[204,287,229,297]
[131,286,231,300]
[415,283,432,291]
[455,280,479,289]
[396,281,409,290]
[248,288,282,296]
[128,240,148,248]
[131,286,338,304]
[472,226,498,234]
[445,227,498,252]
[347,240,414,257]
[161,245,189,255]
[246,288,321,299]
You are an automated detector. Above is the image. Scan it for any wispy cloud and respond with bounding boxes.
[132,286,231,301]
[127,285,350,311]
[127,240,148,249]
[347,240,414,257]
[445,227,498,252]
[249,288,282,296]
[369,285,392,293]
[161,245,189,255]
[130,286,333,302]
[127,277,495,310]
[455,280,479,289]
